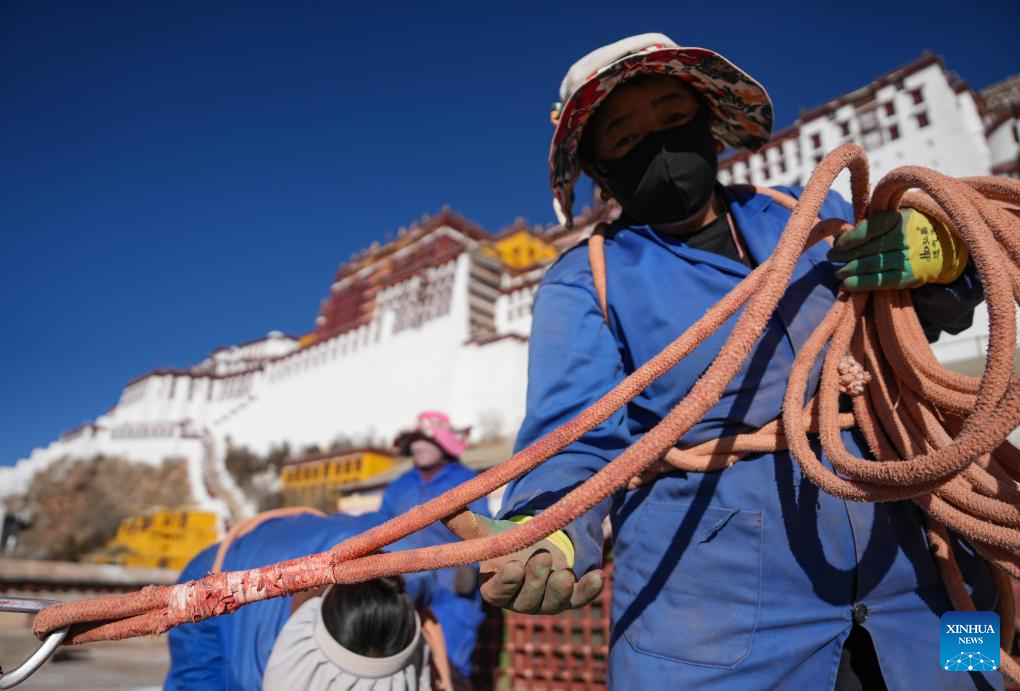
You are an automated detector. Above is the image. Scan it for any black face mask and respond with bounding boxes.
[593,110,719,225]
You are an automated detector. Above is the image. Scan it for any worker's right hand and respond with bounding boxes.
[444,512,604,614]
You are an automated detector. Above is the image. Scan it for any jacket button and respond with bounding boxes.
[853,603,869,624]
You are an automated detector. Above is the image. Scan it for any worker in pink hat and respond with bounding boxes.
[384,412,490,690]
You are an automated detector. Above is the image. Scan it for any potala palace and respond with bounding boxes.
[3,54,1018,512]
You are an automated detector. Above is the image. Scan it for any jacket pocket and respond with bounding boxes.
[616,500,763,669]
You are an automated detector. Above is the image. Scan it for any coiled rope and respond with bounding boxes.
[31,144,1020,682]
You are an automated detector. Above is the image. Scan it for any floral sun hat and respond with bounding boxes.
[549,33,774,226]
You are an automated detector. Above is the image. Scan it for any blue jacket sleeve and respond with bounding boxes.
[775,185,983,340]
[164,545,223,691]
[498,255,632,577]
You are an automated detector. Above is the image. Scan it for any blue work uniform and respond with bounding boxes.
[499,186,998,690]
[164,511,433,691]
[381,461,490,678]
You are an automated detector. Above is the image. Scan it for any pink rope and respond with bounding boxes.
[30,145,1020,683]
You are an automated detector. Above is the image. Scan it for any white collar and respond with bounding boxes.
[313,588,423,678]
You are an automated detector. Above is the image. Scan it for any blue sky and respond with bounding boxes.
[2,0,1018,466]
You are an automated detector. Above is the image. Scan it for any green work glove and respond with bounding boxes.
[444,512,603,614]
[827,208,969,291]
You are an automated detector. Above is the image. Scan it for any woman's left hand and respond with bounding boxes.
[827,208,968,291]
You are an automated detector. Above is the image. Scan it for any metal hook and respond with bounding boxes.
[0,597,69,689]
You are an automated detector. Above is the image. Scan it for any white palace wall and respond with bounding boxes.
[719,59,993,201]
[0,248,532,506]
[218,253,511,454]
[0,421,212,511]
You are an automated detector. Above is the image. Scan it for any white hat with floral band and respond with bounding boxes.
[549,33,773,226]
[262,589,431,691]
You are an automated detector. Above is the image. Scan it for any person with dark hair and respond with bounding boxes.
[321,577,418,659]
[263,575,440,690]
[164,510,446,691]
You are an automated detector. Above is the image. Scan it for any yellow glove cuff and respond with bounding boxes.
[507,515,576,569]
[903,208,969,285]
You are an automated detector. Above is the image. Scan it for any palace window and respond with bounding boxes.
[915,111,930,129]
[859,108,878,131]
[887,124,900,141]
[811,132,822,149]
[910,87,924,105]
[862,130,882,151]
[884,101,896,117]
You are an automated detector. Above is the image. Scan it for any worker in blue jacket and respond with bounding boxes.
[163,510,434,690]
[470,34,998,690]
[384,411,490,688]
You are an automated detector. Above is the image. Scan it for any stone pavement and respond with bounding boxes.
[0,629,168,690]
